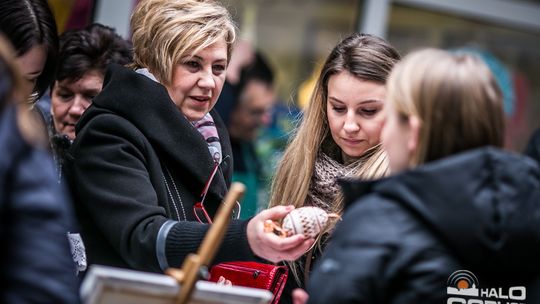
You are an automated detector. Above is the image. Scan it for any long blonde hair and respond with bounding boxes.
[387,49,505,167]
[268,33,400,284]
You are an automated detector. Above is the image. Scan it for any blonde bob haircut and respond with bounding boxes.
[387,48,505,166]
[130,0,236,84]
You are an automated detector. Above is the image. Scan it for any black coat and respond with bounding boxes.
[525,128,540,165]
[65,64,255,273]
[0,106,79,303]
[307,147,540,303]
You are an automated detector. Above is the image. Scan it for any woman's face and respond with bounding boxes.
[15,44,47,96]
[51,69,103,140]
[381,101,413,173]
[326,71,386,163]
[166,39,228,122]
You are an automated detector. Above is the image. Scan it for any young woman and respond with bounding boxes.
[302,49,540,303]
[0,0,58,103]
[268,33,400,291]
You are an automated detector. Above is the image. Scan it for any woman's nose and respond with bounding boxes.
[198,70,216,89]
[343,113,360,133]
[68,96,87,116]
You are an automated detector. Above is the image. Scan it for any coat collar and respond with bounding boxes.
[80,64,231,199]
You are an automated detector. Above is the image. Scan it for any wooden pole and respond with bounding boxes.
[167,182,245,304]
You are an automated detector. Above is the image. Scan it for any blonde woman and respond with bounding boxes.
[66,0,313,273]
[268,33,400,294]
[300,49,540,303]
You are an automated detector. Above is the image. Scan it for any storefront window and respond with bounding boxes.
[222,0,362,107]
[387,4,540,151]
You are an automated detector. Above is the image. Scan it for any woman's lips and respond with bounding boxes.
[342,138,363,145]
[190,95,211,102]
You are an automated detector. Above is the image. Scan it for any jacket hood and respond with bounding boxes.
[342,147,540,275]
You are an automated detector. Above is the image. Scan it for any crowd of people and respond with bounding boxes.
[1,0,539,303]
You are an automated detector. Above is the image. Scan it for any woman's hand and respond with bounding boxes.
[247,205,314,263]
[293,288,309,304]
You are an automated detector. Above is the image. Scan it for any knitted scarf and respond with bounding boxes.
[306,152,361,212]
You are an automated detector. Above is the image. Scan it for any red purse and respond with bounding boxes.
[208,261,288,304]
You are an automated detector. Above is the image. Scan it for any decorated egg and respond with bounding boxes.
[282,206,330,239]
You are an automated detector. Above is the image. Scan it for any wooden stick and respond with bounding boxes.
[198,183,245,265]
[168,182,246,304]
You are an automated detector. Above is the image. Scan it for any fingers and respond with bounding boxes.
[280,238,315,261]
[292,288,309,304]
[247,205,315,263]
[265,232,306,251]
[265,238,315,263]
[259,205,295,221]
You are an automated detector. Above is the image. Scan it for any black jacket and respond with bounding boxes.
[525,128,540,165]
[0,106,79,303]
[307,147,540,303]
[65,64,255,273]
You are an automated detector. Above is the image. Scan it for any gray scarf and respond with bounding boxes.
[307,152,361,211]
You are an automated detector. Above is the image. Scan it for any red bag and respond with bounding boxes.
[208,261,288,304]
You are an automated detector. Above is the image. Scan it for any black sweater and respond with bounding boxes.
[65,64,256,273]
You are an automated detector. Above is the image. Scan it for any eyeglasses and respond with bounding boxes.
[193,155,241,223]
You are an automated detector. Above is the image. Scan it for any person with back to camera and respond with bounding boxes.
[293,49,540,304]
[65,0,314,274]
[0,34,79,303]
[267,33,400,301]
[49,23,132,178]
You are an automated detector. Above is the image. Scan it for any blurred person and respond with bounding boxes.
[0,0,58,104]
[65,0,313,273]
[298,49,540,303]
[268,33,400,301]
[214,39,255,127]
[49,23,132,177]
[0,35,78,303]
[219,51,276,218]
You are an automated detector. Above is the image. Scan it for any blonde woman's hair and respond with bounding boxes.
[387,49,505,166]
[268,33,400,284]
[129,0,236,84]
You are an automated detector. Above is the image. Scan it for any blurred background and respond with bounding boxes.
[48,0,540,151]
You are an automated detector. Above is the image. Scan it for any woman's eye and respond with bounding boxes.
[212,64,226,74]
[361,108,378,116]
[59,93,73,100]
[332,106,346,113]
[185,61,200,69]
[25,77,38,86]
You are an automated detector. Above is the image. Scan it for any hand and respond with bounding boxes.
[247,205,314,263]
[293,288,309,304]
